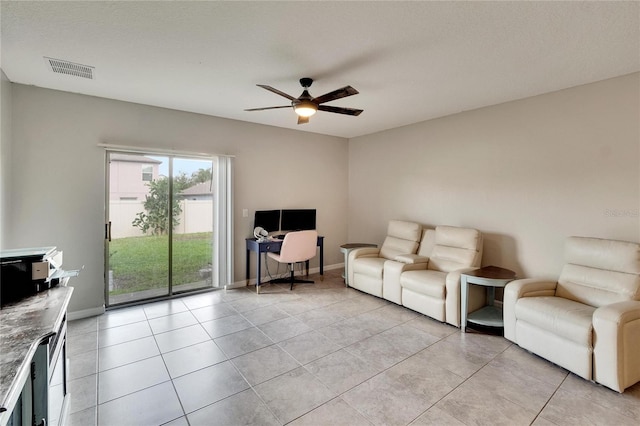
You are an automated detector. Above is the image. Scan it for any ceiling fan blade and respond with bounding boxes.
[257,84,297,101]
[313,86,359,104]
[297,116,310,125]
[318,105,363,116]
[244,106,291,111]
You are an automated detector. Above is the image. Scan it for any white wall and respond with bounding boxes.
[9,85,348,314]
[349,73,640,279]
[0,70,12,249]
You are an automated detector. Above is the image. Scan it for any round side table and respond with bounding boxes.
[340,243,377,287]
[461,265,517,333]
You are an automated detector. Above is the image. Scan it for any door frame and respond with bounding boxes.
[103,147,233,308]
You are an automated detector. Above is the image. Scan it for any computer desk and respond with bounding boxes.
[245,236,324,292]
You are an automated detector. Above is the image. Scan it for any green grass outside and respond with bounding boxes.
[108,232,212,295]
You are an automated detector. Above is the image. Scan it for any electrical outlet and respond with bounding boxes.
[242,209,248,217]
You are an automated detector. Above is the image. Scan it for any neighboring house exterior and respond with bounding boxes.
[109,154,161,200]
[179,180,213,200]
[109,154,162,238]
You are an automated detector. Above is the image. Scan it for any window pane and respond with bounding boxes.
[172,158,214,293]
[142,165,153,182]
[108,154,169,305]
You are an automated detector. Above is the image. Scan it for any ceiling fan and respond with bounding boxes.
[245,78,363,124]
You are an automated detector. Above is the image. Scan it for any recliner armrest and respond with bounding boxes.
[593,300,640,324]
[593,300,640,392]
[504,278,557,299]
[347,247,382,287]
[503,278,557,342]
[394,254,429,264]
[350,247,381,260]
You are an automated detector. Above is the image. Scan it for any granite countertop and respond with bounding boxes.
[0,285,73,415]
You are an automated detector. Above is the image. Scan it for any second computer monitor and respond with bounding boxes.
[280,209,316,231]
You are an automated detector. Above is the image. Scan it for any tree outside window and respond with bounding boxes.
[132,168,212,236]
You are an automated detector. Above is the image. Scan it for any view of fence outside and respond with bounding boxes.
[110,199,213,238]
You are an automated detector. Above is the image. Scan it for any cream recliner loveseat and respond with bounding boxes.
[504,236,640,392]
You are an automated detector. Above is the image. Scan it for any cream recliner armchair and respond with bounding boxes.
[399,226,484,327]
[349,220,422,297]
[503,236,640,393]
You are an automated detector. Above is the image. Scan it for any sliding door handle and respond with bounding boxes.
[105,222,112,241]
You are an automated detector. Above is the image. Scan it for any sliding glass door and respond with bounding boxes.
[171,157,214,295]
[105,151,228,307]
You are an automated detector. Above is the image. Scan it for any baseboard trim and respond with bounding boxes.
[67,263,345,309]
[68,305,105,320]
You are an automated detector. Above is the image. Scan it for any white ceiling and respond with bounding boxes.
[1,1,638,139]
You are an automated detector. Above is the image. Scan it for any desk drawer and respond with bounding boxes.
[263,243,281,253]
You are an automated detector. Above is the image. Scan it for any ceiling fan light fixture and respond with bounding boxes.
[294,100,317,117]
[248,78,361,123]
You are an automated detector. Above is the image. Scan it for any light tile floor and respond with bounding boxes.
[66,270,640,426]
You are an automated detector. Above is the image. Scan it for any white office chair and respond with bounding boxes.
[267,230,318,290]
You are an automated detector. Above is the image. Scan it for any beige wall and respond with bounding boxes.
[5,72,639,314]
[348,73,640,278]
[0,70,12,249]
[8,85,348,314]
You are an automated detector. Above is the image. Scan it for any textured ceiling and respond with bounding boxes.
[1,1,638,138]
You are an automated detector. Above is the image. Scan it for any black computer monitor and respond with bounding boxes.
[254,210,281,233]
[280,209,316,231]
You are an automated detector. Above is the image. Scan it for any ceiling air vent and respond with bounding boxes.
[45,57,95,79]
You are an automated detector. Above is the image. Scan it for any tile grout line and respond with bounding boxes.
[529,374,570,426]
[156,318,192,425]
